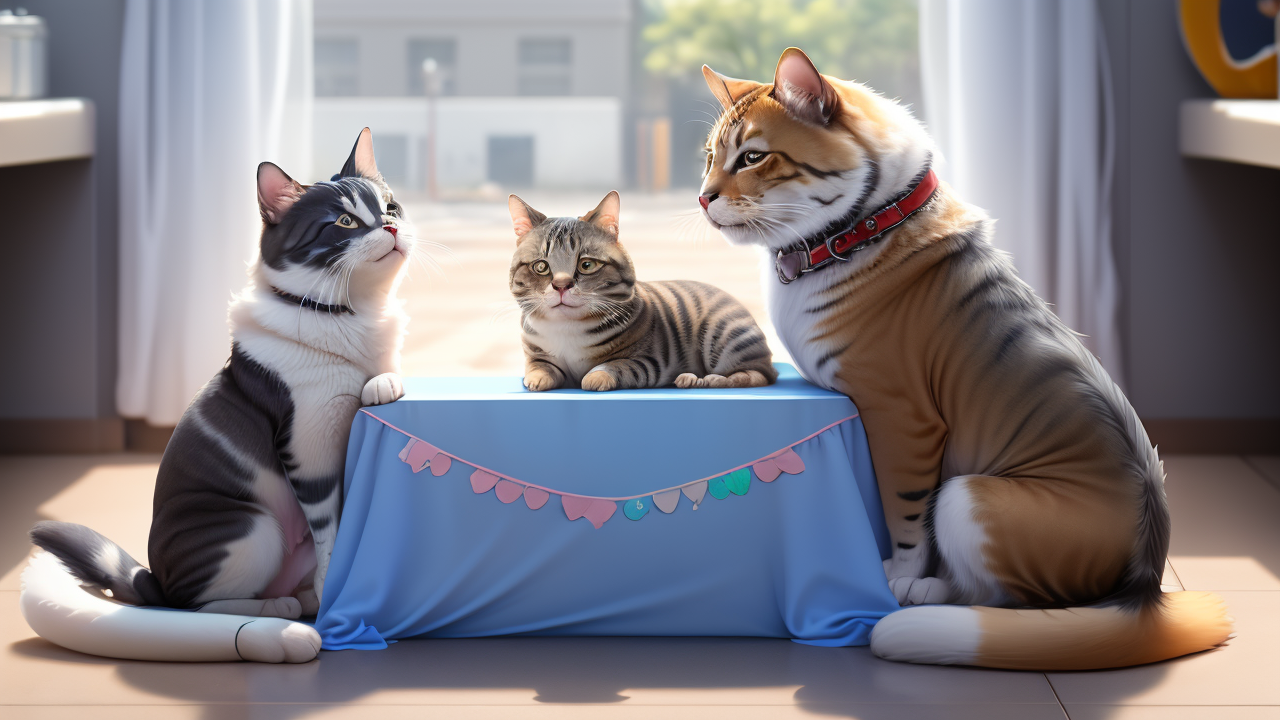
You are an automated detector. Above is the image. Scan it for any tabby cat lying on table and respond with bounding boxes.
[23,128,412,664]
[509,191,776,391]
[697,48,1231,670]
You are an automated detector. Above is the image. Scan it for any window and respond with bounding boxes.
[517,38,572,96]
[488,136,535,186]
[315,38,359,97]
[407,38,457,96]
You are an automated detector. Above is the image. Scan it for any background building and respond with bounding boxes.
[312,0,633,193]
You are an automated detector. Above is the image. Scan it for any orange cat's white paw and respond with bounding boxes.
[361,372,404,405]
[581,370,618,392]
[524,369,559,392]
[889,576,952,605]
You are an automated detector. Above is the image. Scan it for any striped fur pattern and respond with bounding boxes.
[24,129,414,663]
[697,48,1231,670]
[509,191,776,392]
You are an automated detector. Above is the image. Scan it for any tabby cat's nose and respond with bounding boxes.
[552,275,574,290]
[699,193,718,210]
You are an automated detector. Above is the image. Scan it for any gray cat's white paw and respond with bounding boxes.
[889,576,952,605]
[581,370,618,392]
[235,619,321,663]
[361,372,404,405]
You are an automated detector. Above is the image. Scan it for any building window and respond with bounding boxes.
[517,38,572,96]
[315,38,359,97]
[488,136,535,186]
[407,38,457,96]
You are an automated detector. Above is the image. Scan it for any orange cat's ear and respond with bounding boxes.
[702,65,762,111]
[580,190,620,238]
[508,195,546,242]
[771,48,838,125]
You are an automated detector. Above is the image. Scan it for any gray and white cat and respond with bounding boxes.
[23,128,412,663]
[509,191,776,391]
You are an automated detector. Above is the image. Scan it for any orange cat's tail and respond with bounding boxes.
[869,591,1232,670]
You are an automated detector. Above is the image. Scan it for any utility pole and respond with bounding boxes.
[421,58,441,201]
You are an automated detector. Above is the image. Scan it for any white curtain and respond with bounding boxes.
[118,0,313,425]
[919,0,1123,385]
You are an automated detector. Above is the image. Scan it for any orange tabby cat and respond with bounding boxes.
[697,47,1231,670]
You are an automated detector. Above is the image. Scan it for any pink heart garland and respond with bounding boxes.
[561,495,617,528]
[682,481,707,507]
[470,469,499,493]
[398,438,416,461]
[561,494,591,521]
[405,440,437,473]
[752,458,782,482]
[495,479,524,504]
[524,487,550,510]
[774,447,805,475]
[584,499,617,529]
[430,454,452,476]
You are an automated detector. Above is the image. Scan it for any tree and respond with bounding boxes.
[643,0,921,110]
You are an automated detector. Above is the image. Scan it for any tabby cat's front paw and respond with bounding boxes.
[524,368,560,392]
[581,370,618,392]
[361,372,404,406]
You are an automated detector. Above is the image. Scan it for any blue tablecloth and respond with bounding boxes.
[315,364,898,650]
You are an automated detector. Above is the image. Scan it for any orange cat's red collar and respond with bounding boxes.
[775,169,939,284]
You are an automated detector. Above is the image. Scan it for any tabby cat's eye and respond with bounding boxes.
[335,213,358,228]
[742,151,766,166]
[532,260,551,275]
[578,258,602,274]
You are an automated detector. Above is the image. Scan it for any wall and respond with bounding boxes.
[0,0,125,451]
[1101,0,1280,450]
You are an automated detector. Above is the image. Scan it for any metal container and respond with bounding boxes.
[0,9,47,100]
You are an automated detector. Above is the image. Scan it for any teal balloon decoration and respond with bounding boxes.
[623,497,650,520]
[725,468,751,496]
[708,476,730,500]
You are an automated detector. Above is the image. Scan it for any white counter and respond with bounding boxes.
[0,98,95,167]
[1180,99,1280,170]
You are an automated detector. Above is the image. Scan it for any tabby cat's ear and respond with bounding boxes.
[580,191,620,238]
[508,195,547,241]
[340,127,382,181]
[702,65,762,111]
[771,47,838,125]
[257,162,303,225]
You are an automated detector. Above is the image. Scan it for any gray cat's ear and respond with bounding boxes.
[508,195,546,241]
[340,127,382,181]
[257,162,303,225]
[579,190,620,238]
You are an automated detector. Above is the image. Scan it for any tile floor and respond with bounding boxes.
[1,453,1277,719]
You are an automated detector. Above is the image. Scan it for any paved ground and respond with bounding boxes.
[2,454,1279,718]
[393,192,794,379]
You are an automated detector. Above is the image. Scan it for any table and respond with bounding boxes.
[315,364,898,650]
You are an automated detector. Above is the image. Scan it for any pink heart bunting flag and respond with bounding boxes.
[752,458,782,482]
[429,454,452,476]
[584,499,617,529]
[470,469,499,494]
[495,479,524,504]
[561,494,591,521]
[774,447,805,475]
[398,438,416,462]
[405,440,437,473]
[682,481,707,507]
[653,490,680,513]
[524,487,550,510]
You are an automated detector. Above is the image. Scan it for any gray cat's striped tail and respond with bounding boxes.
[30,521,167,607]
